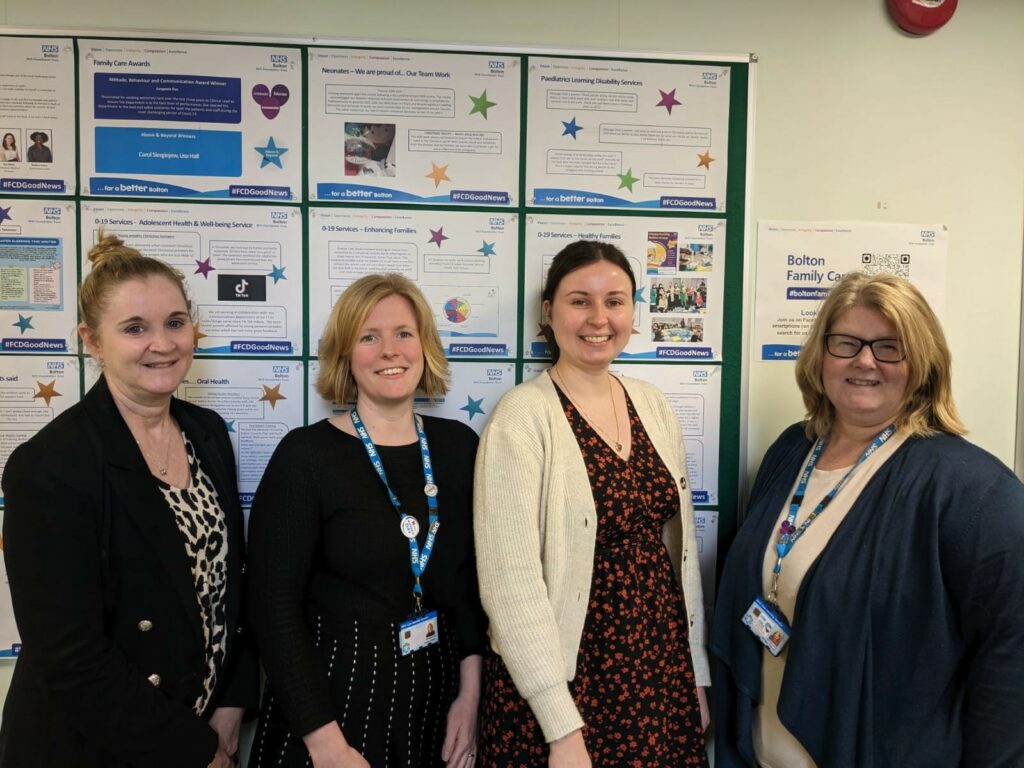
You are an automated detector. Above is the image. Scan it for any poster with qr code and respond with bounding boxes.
[753,221,947,361]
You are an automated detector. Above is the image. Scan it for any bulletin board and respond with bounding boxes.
[0,29,755,655]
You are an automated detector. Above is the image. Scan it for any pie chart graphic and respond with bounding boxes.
[444,297,471,323]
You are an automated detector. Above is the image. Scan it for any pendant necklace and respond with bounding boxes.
[553,368,622,452]
[136,421,175,477]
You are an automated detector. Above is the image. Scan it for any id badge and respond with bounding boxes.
[741,596,792,657]
[398,610,440,656]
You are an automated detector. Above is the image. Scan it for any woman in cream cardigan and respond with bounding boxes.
[474,240,709,768]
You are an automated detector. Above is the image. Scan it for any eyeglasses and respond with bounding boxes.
[824,333,906,363]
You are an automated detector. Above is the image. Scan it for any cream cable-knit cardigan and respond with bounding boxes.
[474,370,710,742]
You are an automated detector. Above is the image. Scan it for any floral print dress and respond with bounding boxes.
[478,386,707,767]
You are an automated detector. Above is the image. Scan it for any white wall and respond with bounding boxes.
[3,0,1023,737]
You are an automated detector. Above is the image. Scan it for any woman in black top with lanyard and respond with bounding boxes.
[248,273,487,768]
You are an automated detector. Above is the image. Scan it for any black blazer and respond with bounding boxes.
[0,377,258,768]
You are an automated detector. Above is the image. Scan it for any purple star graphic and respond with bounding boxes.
[194,257,216,278]
[656,88,681,115]
[0,206,12,224]
[428,227,449,248]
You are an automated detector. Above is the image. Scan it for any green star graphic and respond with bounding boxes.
[617,168,638,192]
[468,90,497,118]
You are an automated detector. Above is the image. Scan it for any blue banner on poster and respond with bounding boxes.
[94,73,242,123]
[0,179,66,193]
[95,127,242,177]
[761,344,802,360]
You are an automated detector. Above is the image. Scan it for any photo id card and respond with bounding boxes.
[398,610,440,656]
[742,596,792,656]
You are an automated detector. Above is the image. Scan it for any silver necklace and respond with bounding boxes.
[135,422,175,477]
[553,368,623,452]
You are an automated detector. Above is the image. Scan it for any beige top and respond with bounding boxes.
[474,371,708,742]
[752,432,907,768]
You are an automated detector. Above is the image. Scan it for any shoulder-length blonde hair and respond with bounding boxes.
[795,271,964,440]
[316,273,449,405]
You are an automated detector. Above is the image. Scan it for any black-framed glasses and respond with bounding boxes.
[824,333,906,363]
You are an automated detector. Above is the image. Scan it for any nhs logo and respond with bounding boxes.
[271,55,288,64]
[698,223,714,234]
[42,45,59,53]
[272,365,290,374]
[489,60,505,71]
[44,207,61,215]
[47,361,65,371]
[489,217,505,226]
[271,211,288,221]
[921,230,935,240]
[692,369,709,380]
[702,71,718,84]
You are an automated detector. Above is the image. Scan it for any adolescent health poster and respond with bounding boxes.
[81,202,304,355]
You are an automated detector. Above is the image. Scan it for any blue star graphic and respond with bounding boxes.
[255,137,288,169]
[477,241,496,257]
[224,419,236,433]
[0,206,12,224]
[12,314,34,334]
[460,395,486,421]
[561,117,583,139]
[268,265,287,283]
[634,288,647,303]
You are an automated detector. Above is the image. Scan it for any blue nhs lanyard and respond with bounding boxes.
[768,424,896,609]
[350,408,439,612]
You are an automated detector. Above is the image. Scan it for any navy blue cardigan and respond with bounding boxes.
[711,423,1024,768]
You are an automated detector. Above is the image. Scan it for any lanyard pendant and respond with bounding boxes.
[399,514,420,539]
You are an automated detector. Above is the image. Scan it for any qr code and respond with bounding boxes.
[861,252,911,278]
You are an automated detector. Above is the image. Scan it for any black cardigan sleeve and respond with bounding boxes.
[1,431,219,768]
[247,429,336,737]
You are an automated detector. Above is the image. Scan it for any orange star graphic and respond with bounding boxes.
[34,379,62,406]
[425,162,451,189]
[259,383,286,409]
[193,322,208,349]
[697,150,715,170]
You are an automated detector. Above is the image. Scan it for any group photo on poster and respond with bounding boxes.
[0,37,75,194]
[0,200,78,353]
[79,40,302,200]
[527,56,730,210]
[309,207,518,357]
[309,47,520,205]
[81,202,304,355]
[524,215,726,360]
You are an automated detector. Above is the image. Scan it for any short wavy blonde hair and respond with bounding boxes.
[316,273,448,405]
[795,271,964,440]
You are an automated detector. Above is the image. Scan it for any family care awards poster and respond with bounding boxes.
[309,48,520,206]
[0,37,76,195]
[0,200,78,354]
[308,208,518,357]
[754,221,948,361]
[81,202,304,355]
[308,360,517,436]
[523,215,726,361]
[79,40,302,200]
[526,57,730,211]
